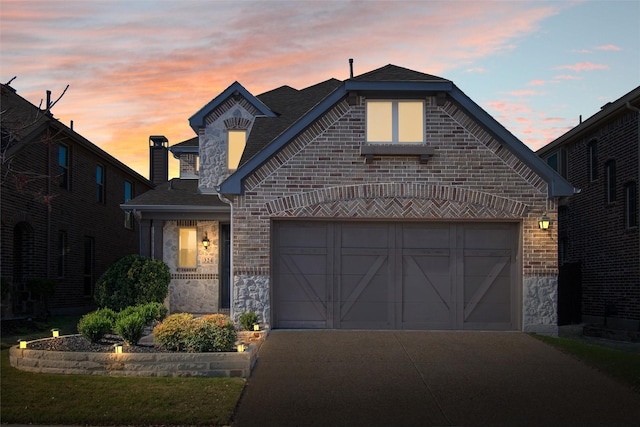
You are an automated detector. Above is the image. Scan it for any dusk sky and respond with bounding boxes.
[1,0,638,179]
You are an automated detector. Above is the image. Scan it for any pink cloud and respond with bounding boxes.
[554,62,610,72]
[504,89,539,96]
[553,74,583,81]
[595,44,622,51]
[527,80,546,86]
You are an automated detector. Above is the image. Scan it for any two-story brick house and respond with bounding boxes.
[125,64,575,334]
[1,83,154,317]
[538,86,639,331]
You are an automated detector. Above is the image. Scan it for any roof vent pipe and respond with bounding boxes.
[349,58,354,78]
[46,90,51,110]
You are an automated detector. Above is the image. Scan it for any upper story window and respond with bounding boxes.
[228,130,247,171]
[58,144,69,189]
[178,227,197,268]
[588,140,598,182]
[124,180,133,202]
[625,182,638,228]
[605,160,616,204]
[545,148,568,179]
[96,164,105,203]
[366,100,425,144]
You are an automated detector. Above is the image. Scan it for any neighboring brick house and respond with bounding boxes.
[1,83,154,317]
[125,64,575,334]
[537,86,639,331]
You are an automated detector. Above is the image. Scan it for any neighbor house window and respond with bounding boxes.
[178,227,197,268]
[545,148,568,178]
[58,144,69,189]
[366,100,425,144]
[124,180,133,202]
[228,130,247,170]
[625,182,638,228]
[123,180,134,229]
[605,160,616,204]
[96,164,105,203]
[588,141,598,182]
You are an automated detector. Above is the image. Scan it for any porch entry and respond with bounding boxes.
[272,221,520,330]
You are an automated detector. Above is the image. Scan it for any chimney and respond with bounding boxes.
[149,135,169,185]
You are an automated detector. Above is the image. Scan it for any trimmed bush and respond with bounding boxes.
[94,255,170,311]
[115,313,146,345]
[153,313,237,352]
[187,315,237,352]
[117,302,167,326]
[153,313,194,351]
[77,310,114,343]
[238,311,259,331]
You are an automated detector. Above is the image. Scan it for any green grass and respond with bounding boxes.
[1,315,245,426]
[532,334,640,392]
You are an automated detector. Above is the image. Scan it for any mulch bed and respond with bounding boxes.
[25,334,173,353]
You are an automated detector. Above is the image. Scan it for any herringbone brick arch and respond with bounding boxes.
[265,183,528,219]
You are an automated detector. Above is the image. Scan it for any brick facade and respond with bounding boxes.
[227,96,558,333]
[1,85,154,316]
[542,102,639,327]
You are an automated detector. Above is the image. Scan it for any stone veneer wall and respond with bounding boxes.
[230,96,559,333]
[198,99,258,190]
[164,221,220,313]
[9,340,257,378]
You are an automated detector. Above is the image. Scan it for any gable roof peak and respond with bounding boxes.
[189,81,276,132]
[351,64,449,83]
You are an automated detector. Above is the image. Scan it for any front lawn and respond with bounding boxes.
[532,334,640,392]
[1,315,245,426]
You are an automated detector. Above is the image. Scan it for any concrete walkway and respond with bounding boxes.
[232,330,640,427]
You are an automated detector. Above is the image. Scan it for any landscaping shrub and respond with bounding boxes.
[154,313,237,352]
[94,255,170,311]
[153,313,194,351]
[115,312,146,345]
[186,315,237,352]
[238,311,259,331]
[117,302,167,326]
[77,310,114,343]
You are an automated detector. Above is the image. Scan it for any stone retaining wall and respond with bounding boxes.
[9,338,258,378]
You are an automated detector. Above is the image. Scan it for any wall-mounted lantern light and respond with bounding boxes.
[538,215,551,231]
[51,328,59,338]
[202,232,210,249]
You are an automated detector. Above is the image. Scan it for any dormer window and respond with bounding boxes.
[228,129,247,170]
[366,100,424,144]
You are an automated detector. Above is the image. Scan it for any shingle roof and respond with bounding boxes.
[350,64,449,83]
[123,178,228,208]
[240,78,342,166]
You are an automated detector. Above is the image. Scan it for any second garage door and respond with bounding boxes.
[272,221,520,330]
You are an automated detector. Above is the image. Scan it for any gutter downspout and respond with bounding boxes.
[216,189,234,320]
[625,102,640,274]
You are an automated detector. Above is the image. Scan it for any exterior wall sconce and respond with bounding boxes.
[51,328,59,338]
[202,232,210,249]
[237,343,246,352]
[114,344,123,354]
[538,215,551,230]
[19,340,27,349]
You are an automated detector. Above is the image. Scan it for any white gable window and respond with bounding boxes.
[178,227,197,268]
[366,100,424,144]
[228,130,247,170]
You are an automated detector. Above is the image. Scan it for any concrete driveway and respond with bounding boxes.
[233,330,640,427]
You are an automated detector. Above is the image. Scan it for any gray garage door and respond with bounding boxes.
[272,221,520,330]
